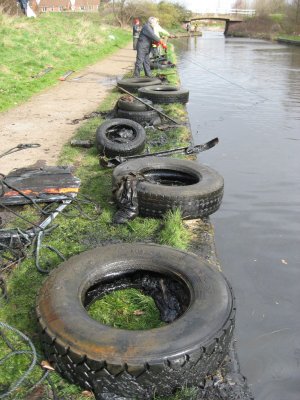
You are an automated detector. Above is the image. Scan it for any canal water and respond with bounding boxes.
[175,32,300,400]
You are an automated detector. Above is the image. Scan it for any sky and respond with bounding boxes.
[174,0,244,13]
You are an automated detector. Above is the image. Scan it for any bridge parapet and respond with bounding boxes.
[193,9,255,21]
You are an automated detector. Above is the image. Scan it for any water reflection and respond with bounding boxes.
[176,32,300,400]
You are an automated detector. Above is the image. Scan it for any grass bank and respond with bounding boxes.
[0,45,215,398]
[0,12,131,112]
[225,15,300,41]
[277,34,300,45]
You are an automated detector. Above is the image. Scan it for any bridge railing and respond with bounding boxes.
[215,8,256,16]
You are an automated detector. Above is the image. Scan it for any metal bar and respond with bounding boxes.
[117,85,181,125]
[59,70,74,81]
[100,138,219,168]
[31,67,53,79]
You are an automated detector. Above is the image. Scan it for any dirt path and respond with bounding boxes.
[0,43,136,175]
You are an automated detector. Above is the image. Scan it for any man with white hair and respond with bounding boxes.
[133,17,162,78]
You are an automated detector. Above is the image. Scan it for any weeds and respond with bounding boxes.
[159,209,191,250]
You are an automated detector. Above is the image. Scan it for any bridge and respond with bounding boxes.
[185,9,256,35]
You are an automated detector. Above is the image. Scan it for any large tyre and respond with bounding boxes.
[112,157,224,219]
[96,118,146,157]
[117,78,162,93]
[150,61,175,70]
[37,243,235,400]
[138,85,189,104]
[116,108,161,125]
[117,97,153,112]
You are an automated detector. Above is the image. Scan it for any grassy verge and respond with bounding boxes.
[0,12,131,112]
[0,49,200,398]
[277,34,300,42]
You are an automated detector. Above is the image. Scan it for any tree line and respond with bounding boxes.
[100,0,191,28]
[233,0,300,31]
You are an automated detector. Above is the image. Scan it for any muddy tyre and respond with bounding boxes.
[138,85,189,104]
[117,97,153,112]
[117,77,162,93]
[112,157,224,219]
[96,118,146,157]
[150,62,175,70]
[37,243,235,400]
[116,108,161,125]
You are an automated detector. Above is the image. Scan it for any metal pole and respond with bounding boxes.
[117,85,181,125]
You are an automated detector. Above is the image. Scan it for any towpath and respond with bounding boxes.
[0,43,136,175]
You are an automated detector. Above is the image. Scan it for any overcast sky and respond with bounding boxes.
[175,0,242,13]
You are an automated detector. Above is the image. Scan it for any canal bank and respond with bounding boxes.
[0,42,248,399]
[176,31,300,400]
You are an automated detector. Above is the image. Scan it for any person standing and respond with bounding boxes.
[132,18,141,50]
[133,17,162,78]
[152,18,174,56]
[18,0,28,14]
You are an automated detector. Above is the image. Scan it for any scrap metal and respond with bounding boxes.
[117,85,182,125]
[59,70,74,81]
[100,137,219,168]
[0,144,40,159]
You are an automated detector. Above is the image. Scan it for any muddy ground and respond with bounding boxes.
[0,43,136,175]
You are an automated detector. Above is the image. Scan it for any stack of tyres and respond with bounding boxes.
[117,77,162,94]
[115,96,162,125]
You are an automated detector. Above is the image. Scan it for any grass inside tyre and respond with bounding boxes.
[117,78,162,93]
[37,243,235,400]
[95,118,146,157]
[138,85,189,104]
[112,157,224,219]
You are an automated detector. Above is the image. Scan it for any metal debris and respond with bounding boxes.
[0,144,40,159]
[31,67,53,79]
[100,138,219,168]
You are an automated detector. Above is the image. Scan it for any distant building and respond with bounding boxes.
[39,0,71,12]
[38,0,99,12]
[73,0,100,12]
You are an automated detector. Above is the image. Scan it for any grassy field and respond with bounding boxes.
[0,53,201,398]
[0,12,131,112]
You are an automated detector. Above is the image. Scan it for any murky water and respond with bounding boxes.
[175,32,300,400]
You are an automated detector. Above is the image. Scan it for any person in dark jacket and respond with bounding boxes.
[132,18,141,50]
[133,17,162,78]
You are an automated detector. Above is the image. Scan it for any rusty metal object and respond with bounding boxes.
[100,137,219,168]
[59,70,74,81]
[0,166,80,205]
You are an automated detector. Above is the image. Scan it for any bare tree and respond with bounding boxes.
[254,0,287,15]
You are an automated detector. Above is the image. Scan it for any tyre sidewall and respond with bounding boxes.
[37,243,234,364]
[95,118,146,157]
